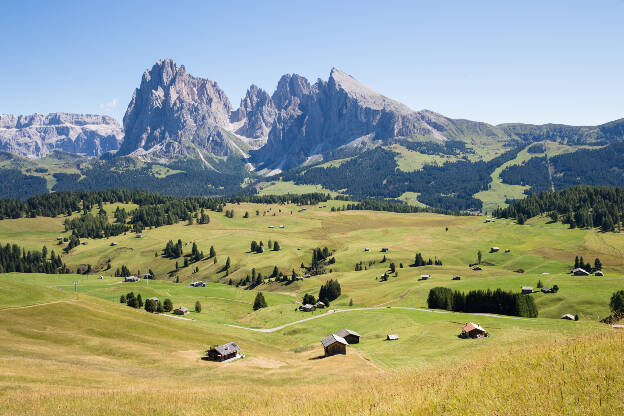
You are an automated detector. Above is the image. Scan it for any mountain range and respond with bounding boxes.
[1,58,623,208]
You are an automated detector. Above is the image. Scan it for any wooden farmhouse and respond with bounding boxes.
[521,286,533,294]
[206,342,241,361]
[321,334,348,356]
[387,334,399,341]
[124,276,140,282]
[460,322,489,339]
[334,329,360,344]
[561,314,575,320]
[594,271,604,276]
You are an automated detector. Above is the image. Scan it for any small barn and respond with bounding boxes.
[334,329,360,344]
[381,248,389,253]
[420,274,430,280]
[490,247,500,253]
[460,322,489,339]
[561,314,575,320]
[612,324,624,329]
[521,286,533,294]
[110,242,118,246]
[594,271,604,277]
[173,306,189,315]
[321,334,348,356]
[472,266,483,271]
[315,301,326,309]
[572,268,589,276]
[148,297,159,303]
[81,241,88,245]
[136,234,143,238]
[387,334,399,341]
[143,273,154,280]
[206,342,241,361]
[301,304,315,312]
[452,275,461,281]
[541,287,554,293]
[505,249,511,253]
[364,248,370,252]
[124,276,140,282]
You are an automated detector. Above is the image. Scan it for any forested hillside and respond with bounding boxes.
[500,142,624,193]
[494,185,624,231]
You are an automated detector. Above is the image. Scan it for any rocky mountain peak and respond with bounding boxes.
[119,59,235,159]
[230,85,276,139]
[328,67,413,114]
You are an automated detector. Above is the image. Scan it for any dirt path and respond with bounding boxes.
[375,289,410,307]
[225,306,530,333]
[0,299,77,312]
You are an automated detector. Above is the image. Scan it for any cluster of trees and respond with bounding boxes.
[253,292,267,310]
[198,209,210,224]
[309,247,332,275]
[0,243,68,274]
[0,169,48,200]
[318,279,341,303]
[114,265,132,277]
[64,235,81,253]
[164,240,184,258]
[224,209,235,218]
[333,200,460,216]
[412,253,442,267]
[63,212,128,239]
[494,185,624,232]
[427,287,538,318]
[120,292,143,308]
[249,240,265,253]
[574,256,601,272]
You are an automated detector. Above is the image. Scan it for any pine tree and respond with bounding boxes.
[163,298,173,312]
[195,301,202,313]
[209,246,216,258]
[253,292,268,310]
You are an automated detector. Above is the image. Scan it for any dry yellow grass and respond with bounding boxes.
[1,330,621,415]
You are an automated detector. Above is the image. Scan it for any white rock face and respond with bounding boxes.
[0,113,123,158]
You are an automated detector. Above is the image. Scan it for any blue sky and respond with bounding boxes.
[1,0,622,125]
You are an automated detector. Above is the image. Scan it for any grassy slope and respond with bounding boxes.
[1,203,624,414]
[0,283,620,415]
[258,180,340,196]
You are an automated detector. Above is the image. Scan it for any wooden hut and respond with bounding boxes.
[561,314,575,320]
[206,342,241,361]
[386,334,399,341]
[572,268,589,276]
[173,306,189,315]
[124,276,140,282]
[334,329,360,344]
[460,322,489,339]
[321,334,347,356]
[521,286,533,294]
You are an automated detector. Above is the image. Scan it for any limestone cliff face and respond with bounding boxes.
[0,113,122,158]
[253,68,453,170]
[118,59,237,159]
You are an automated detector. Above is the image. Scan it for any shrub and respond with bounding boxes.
[195,301,201,313]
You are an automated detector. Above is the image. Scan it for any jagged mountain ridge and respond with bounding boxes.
[0,113,122,159]
[118,60,477,171]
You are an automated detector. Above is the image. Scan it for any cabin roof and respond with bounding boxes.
[462,322,486,333]
[211,342,240,356]
[321,334,348,348]
[335,329,361,338]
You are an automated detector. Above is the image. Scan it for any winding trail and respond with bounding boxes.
[225,306,530,333]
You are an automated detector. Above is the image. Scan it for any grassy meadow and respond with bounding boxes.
[1,200,623,414]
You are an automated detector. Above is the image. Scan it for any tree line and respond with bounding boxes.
[0,243,68,274]
[427,287,539,318]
